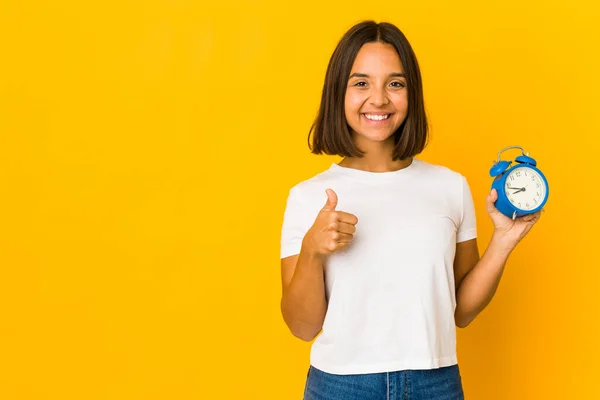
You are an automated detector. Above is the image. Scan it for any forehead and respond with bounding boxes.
[350,42,404,73]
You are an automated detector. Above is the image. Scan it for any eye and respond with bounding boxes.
[390,81,406,88]
[354,81,367,87]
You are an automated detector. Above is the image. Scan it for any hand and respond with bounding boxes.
[302,189,359,257]
[486,188,543,247]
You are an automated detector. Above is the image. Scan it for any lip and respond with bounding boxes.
[362,112,393,116]
[362,113,393,125]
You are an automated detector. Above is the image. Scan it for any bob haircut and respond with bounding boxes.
[308,20,429,161]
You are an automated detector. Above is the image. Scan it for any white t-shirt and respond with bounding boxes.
[280,157,477,375]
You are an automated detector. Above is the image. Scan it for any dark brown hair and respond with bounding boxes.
[308,20,429,161]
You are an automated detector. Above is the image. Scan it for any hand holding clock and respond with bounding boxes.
[486,188,543,247]
[488,146,548,247]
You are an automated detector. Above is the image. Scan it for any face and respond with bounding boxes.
[505,167,547,211]
[344,42,408,145]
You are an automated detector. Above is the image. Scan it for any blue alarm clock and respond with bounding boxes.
[489,146,549,220]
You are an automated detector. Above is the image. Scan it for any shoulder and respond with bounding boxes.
[415,158,467,185]
[283,164,347,220]
[287,165,340,199]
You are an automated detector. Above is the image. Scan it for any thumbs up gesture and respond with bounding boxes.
[303,189,359,257]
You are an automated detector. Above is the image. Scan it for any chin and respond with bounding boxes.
[360,126,398,136]
[355,132,396,143]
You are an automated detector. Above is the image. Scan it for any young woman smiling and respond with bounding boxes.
[279,20,542,400]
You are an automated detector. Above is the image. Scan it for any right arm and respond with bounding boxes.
[280,244,327,342]
[280,188,358,342]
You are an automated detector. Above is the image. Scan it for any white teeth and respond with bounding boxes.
[364,114,390,121]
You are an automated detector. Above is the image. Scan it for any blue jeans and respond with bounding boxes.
[303,364,464,400]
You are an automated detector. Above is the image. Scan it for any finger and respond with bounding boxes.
[486,188,500,215]
[326,221,355,234]
[321,189,338,212]
[335,232,354,242]
[522,211,542,222]
[336,211,359,225]
[336,241,350,251]
[336,221,356,234]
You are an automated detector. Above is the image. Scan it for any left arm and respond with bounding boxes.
[453,188,543,328]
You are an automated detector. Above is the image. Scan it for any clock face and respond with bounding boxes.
[504,166,547,211]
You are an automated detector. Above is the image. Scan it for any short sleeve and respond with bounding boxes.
[457,175,477,243]
[280,186,312,259]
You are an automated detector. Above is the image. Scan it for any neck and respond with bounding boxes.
[339,156,413,173]
[338,135,413,172]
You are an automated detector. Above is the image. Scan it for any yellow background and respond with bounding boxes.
[0,0,598,398]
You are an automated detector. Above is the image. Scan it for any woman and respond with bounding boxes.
[279,20,542,400]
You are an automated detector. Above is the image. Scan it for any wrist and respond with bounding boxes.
[301,237,325,260]
[490,231,517,255]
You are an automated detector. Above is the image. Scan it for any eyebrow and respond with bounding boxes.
[349,72,405,78]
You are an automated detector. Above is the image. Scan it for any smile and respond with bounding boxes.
[363,114,391,121]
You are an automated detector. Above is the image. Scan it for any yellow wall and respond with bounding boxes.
[1,0,598,398]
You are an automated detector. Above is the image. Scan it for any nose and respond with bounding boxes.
[369,86,389,107]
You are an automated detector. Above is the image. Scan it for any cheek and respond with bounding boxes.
[392,93,408,112]
[344,92,364,115]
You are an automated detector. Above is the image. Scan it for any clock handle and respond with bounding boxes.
[496,145,527,163]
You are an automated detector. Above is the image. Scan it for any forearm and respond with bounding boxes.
[281,240,328,341]
[455,233,516,327]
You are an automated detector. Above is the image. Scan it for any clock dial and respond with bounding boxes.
[504,167,546,211]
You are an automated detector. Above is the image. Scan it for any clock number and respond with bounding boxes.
[510,175,515,181]
[516,171,521,177]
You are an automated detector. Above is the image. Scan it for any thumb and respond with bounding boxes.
[486,188,500,216]
[322,188,338,211]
